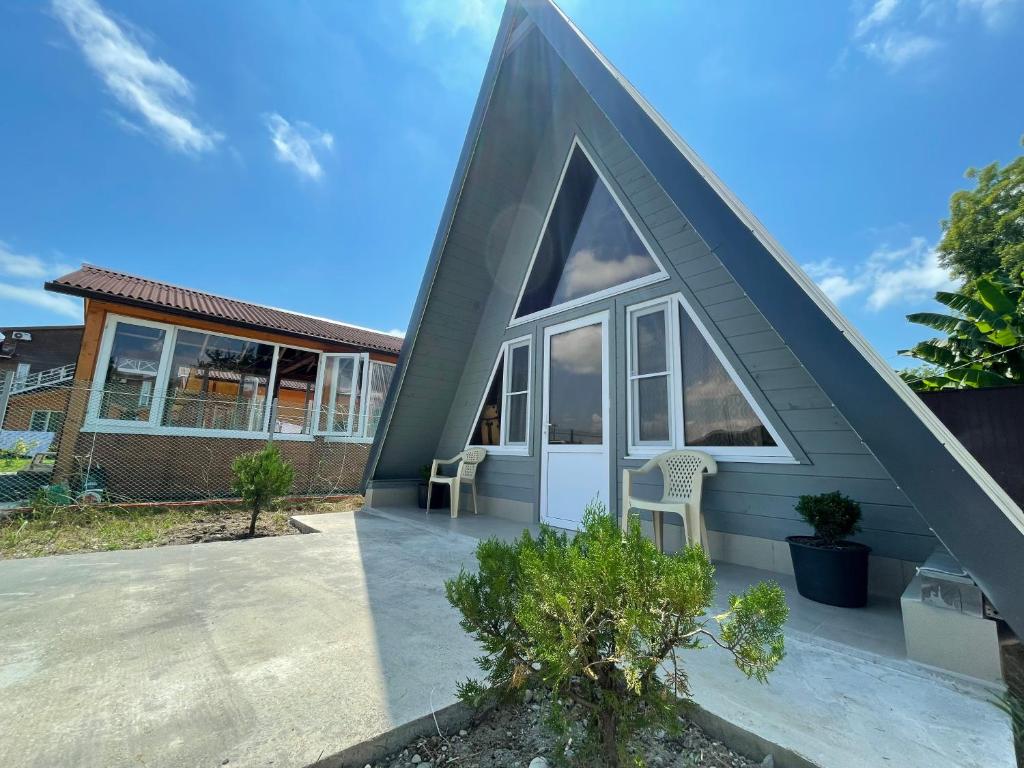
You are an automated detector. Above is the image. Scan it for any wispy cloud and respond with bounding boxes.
[52,0,222,154]
[386,328,406,338]
[0,241,80,320]
[804,237,957,311]
[402,0,503,44]
[265,114,334,180]
[0,283,81,320]
[845,0,1016,69]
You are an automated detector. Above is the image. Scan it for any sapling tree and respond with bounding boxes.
[231,444,294,537]
[445,502,788,767]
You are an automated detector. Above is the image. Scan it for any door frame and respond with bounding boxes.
[539,309,610,529]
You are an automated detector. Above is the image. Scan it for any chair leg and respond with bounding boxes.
[425,482,433,516]
[653,510,664,553]
[450,483,460,519]
[471,481,478,515]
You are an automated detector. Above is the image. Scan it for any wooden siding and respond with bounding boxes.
[373,27,935,562]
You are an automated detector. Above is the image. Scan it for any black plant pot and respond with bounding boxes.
[787,536,871,608]
[417,483,449,509]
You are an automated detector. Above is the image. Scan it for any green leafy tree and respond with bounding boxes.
[938,140,1024,286]
[231,444,294,537]
[445,503,787,767]
[900,272,1024,390]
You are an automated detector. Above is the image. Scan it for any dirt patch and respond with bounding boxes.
[0,496,363,559]
[374,693,765,768]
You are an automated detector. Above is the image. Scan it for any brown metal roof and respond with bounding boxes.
[46,265,404,355]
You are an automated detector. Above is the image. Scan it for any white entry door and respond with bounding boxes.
[540,311,609,530]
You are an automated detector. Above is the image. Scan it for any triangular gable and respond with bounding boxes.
[511,137,667,323]
[366,0,1024,636]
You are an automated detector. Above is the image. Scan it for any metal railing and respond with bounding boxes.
[10,363,77,394]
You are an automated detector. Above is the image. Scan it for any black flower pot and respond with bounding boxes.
[787,536,871,608]
[417,482,449,509]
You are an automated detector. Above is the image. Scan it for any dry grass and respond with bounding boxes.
[0,495,363,559]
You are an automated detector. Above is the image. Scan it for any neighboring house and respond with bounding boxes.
[0,325,82,433]
[364,0,1024,659]
[40,265,402,499]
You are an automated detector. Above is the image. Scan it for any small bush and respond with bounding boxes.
[445,502,788,767]
[231,444,294,537]
[795,491,861,546]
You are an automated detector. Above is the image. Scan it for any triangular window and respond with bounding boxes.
[678,306,776,448]
[468,337,532,453]
[513,140,665,321]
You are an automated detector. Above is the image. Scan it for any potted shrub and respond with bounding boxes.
[416,463,448,509]
[787,491,870,608]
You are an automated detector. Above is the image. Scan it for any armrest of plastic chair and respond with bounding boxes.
[431,453,463,478]
[622,459,659,532]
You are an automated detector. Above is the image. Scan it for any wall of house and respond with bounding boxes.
[1,387,72,431]
[49,298,394,498]
[0,326,83,378]
[378,27,936,572]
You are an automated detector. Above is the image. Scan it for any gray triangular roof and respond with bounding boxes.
[366,0,1024,635]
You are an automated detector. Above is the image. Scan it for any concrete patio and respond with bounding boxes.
[0,505,1015,768]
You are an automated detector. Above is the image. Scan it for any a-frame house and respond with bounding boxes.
[364,0,1024,651]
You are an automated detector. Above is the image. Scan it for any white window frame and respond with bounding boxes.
[82,313,340,442]
[313,352,375,443]
[625,294,794,463]
[626,301,675,451]
[466,335,533,456]
[508,136,669,328]
[14,363,30,383]
[29,410,61,432]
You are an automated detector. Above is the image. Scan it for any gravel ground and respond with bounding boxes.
[371,690,767,768]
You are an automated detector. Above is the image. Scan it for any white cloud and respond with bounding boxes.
[386,328,406,338]
[265,114,334,180]
[855,0,901,37]
[0,242,73,280]
[402,0,503,44]
[804,238,957,311]
[0,283,81,320]
[52,0,222,154]
[957,0,1018,28]
[846,0,1015,69]
[861,32,941,67]
[558,249,656,300]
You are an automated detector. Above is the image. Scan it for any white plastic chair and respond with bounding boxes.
[621,450,718,552]
[426,447,487,518]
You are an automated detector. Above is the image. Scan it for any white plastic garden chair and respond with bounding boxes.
[426,447,487,518]
[621,449,718,552]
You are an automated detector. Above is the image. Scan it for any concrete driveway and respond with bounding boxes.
[0,510,481,768]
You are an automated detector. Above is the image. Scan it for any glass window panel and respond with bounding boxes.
[509,344,529,393]
[365,361,395,438]
[161,329,274,431]
[272,348,319,435]
[635,309,667,375]
[636,376,670,443]
[547,324,603,445]
[679,309,775,447]
[515,146,660,318]
[471,358,503,446]
[506,392,528,444]
[98,322,166,421]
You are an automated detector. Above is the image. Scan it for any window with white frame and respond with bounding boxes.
[626,295,790,461]
[29,410,63,432]
[85,314,394,440]
[468,337,532,452]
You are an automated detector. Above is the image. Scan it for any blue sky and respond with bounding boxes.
[0,0,1021,367]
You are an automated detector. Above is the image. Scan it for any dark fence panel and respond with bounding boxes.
[919,386,1024,508]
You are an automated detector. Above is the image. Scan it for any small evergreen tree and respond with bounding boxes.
[445,502,787,767]
[231,444,294,537]
[794,491,861,546]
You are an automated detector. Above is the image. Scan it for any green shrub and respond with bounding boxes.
[231,444,294,537]
[795,491,861,546]
[445,502,788,767]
